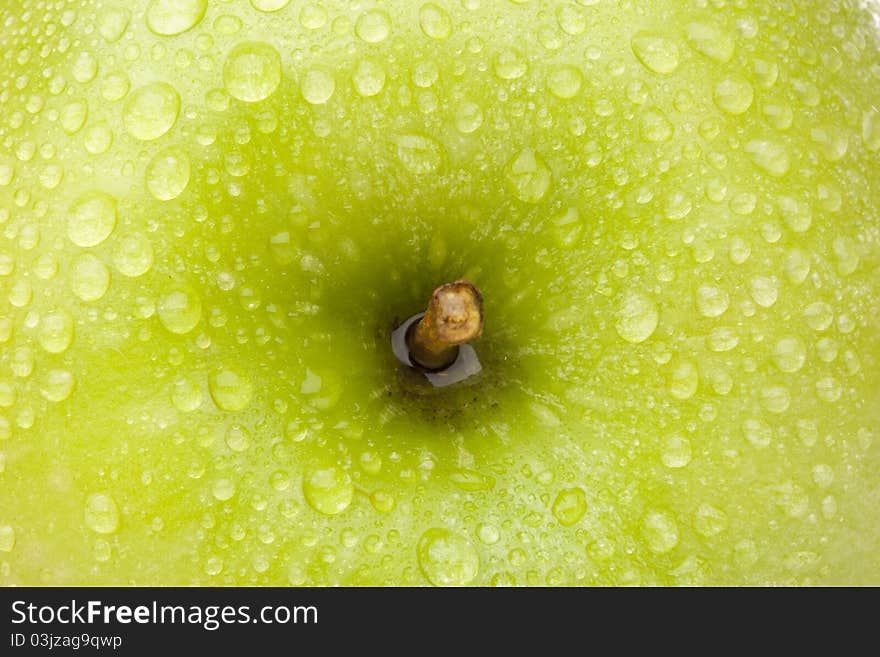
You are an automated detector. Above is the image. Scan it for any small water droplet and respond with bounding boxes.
[640,107,674,142]
[707,326,738,352]
[0,525,14,552]
[504,147,552,203]
[749,276,778,308]
[40,369,75,402]
[98,7,131,42]
[760,384,791,414]
[743,418,772,448]
[84,122,113,154]
[123,82,180,140]
[212,478,235,501]
[811,124,849,162]
[225,424,251,452]
[557,3,586,35]
[303,466,353,515]
[804,302,833,331]
[223,42,282,103]
[208,366,253,411]
[614,291,658,343]
[146,147,191,200]
[493,48,528,80]
[419,3,452,40]
[454,101,484,133]
[771,336,806,373]
[67,191,117,247]
[84,493,120,534]
[355,9,391,43]
[72,51,98,84]
[695,284,729,317]
[300,69,335,104]
[668,361,699,400]
[146,0,207,36]
[815,376,841,402]
[61,99,88,134]
[641,510,679,553]
[631,32,680,75]
[661,434,692,468]
[744,140,790,177]
[157,286,202,334]
[417,528,479,586]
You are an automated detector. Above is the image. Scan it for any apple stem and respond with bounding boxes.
[406,280,484,372]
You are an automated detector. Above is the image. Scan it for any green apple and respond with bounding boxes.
[0,0,878,586]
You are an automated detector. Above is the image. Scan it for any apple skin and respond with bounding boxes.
[0,0,878,585]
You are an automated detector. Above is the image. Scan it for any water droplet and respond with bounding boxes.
[299,4,328,30]
[146,0,207,36]
[862,109,880,151]
[760,384,791,414]
[67,191,117,247]
[695,284,729,317]
[804,302,833,331]
[300,69,335,104]
[707,326,738,352]
[749,276,778,308]
[171,377,203,412]
[812,464,834,489]
[157,286,202,334]
[352,59,386,97]
[631,32,680,75]
[493,48,528,80]
[251,0,290,12]
[685,22,734,62]
[113,233,154,277]
[69,254,110,302]
[661,433,692,468]
[208,366,253,411]
[547,64,583,99]
[417,528,479,586]
[396,134,443,175]
[454,101,483,133]
[225,424,251,452]
[815,376,841,402]
[713,76,753,115]
[832,236,859,275]
[38,310,74,354]
[73,51,98,84]
[99,7,131,42]
[223,42,282,103]
[664,190,692,220]
[84,122,113,154]
[61,99,88,135]
[693,504,727,537]
[504,147,551,203]
[745,140,790,177]
[811,124,849,162]
[40,369,75,402]
[641,510,679,553]
[614,291,658,343]
[146,147,191,201]
[0,525,14,552]
[743,418,772,448]
[777,196,811,233]
[784,249,811,284]
[640,107,674,142]
[668,361,698,400]
[355,9,391,43]
[551,487,587,526]
[419,3,452,40]
[771,337,806,373]
[212,478,235,501]
[123,82,180,140]
[84,493,120,534]
[303,466,353,515]
[557,4,586,35]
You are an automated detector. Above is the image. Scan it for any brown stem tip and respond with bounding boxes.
[406,279,484,372]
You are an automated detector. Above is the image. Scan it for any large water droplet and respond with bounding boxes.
[749,276,778,308]
[772,337,806,373]
[84,493,120,534]
[862,109,880,151]
[157,286,202,334]
[804,302,833,331]
[504,147,551,203]
[493,48,528,80]
[38,310,74,354]
[631,32,680,75]
[713,76,753,115]
[114,233,154,277]
[40,369,75,402]
[641,510,679,553]
[614,291,658,343]
[743,418,772,448]
[225,424,251,452]
[640,107,674,142]
[61,100,88,135]
[146,147,191,201]
[355,9,391,43]
[685,22,734,62]
[547,64,583,99]
[67,191,117,247]
[251,0,291,12]
[454,101,483,134]
[303,466,353,515]
[668,361,699,400]
[661,433,692,468]
[744,140,790,177]
[123,82,180,141]
[99,7,131,43]
[300,69,335,104]
[70,254,110,301]
[352,59,386,97]
[223,42,282,103]
[695,284,729,317]
[0,525,15,552]
[146,0,207,36]
[208,366,253,411]
[551,487,587,526]
[419,3,452,40]
[172,377,203,412]
[417,528,479,586]
[693,504,727,537]
[396,134,443,174]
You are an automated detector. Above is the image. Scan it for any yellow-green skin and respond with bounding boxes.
[0,0,878,585]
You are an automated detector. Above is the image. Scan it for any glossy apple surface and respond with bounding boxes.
[0,0,878,585]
